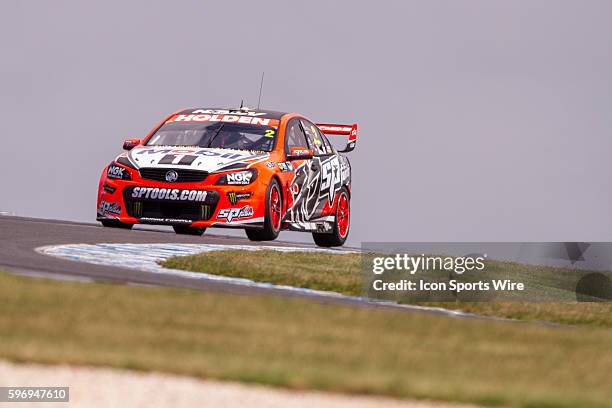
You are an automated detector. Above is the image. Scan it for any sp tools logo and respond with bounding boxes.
[99,200,121,216]
[217,205,254,222]
[130,187,208,202]
[320,156,342,205]
[227,192,252,205]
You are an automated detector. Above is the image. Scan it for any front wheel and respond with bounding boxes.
[100,219,133,229]
[173,225,206,236]
[312,188,350,247]
[246,179,282,241]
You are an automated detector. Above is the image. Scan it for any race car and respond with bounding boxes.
[97,107,357,246]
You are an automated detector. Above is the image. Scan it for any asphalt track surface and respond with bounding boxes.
[0,215,573,326]
[1,215,423,313]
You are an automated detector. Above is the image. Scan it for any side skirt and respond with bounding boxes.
[285,217,335,234]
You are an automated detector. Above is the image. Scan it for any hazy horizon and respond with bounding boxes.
[2,0,612,245]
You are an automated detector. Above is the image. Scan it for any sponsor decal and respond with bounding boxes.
[165,170,179,182]
[217,205,254,223]
[99,200,121,216]
[168,113,278,127]
[226,171,253,185]
[139,217,192,224]
[135,148,246,160]
[318,125,353,133]
[277,162,294,172]
[320,156,343,205]
[340,159,350,181]
[227,191,252,205]
[107,164,126,179]
[131,187,208,202]
[285,155,350,225]
[103,183,116,194]
[266,161,276,168]
[292,149,310,156]
[191,109,267,117]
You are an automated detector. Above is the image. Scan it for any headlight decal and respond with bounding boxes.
[116,156,137,169]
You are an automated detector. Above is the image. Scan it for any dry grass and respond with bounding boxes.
[1,271,612,407]
[162,250,612,327]
[164,250,362,293]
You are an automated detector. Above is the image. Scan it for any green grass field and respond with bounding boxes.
[162,250,612,327]
[2,270,612,407]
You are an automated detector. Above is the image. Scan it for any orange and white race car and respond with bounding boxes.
[97,107,357,246]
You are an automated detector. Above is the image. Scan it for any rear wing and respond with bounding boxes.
[316,123,358,153]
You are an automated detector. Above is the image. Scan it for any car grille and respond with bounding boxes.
[139,168,208,183]
[128,201,215,222]
[123,190,219,223]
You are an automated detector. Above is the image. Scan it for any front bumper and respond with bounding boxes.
[97,175,265,229]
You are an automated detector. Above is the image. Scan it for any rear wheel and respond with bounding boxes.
[246,179,282,241]
[173,225,206,236]
[100,219,133,229]
[312,188,350,247]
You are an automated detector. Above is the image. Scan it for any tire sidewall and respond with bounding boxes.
[265,178,282,238]
[334,188,350,243]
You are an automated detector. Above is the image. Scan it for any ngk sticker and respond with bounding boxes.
[107,164,125,178]
[217,205,254,222]
[226,172,253,185]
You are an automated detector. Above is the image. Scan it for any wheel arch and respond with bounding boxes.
[270,174,286,213]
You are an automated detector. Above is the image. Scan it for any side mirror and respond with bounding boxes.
[287,147,313,161]
[123,138,141,151]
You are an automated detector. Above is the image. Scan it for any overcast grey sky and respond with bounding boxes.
[1,0,611,245]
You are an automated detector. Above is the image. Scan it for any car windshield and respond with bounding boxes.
[146,121,277,152]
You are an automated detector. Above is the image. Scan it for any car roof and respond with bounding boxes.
[179,107,288,120]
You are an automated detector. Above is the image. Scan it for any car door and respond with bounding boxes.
[298,119,341,220]
[313,123,345,209]
[283,118,313,223]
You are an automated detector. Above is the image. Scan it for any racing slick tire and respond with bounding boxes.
[100,219,134,229]
[312,187,350,247]
[173,225,206,236]
[246,179,282,242]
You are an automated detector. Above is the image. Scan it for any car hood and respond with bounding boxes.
[126,146,269,173]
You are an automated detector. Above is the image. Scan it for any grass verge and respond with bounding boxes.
[162,250,612,327]
[2,271,612,407]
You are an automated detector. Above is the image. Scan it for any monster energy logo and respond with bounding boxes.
[227,191,251,205]
[201,205,211,220]
[133,201,142,217]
